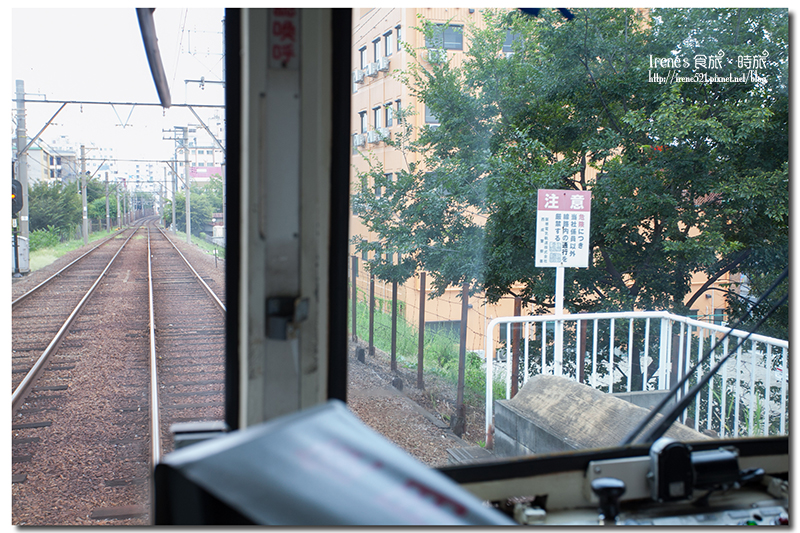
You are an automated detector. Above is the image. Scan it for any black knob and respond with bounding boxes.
[591,477,626,524]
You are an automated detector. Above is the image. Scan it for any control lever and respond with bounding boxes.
[591,477,626,525]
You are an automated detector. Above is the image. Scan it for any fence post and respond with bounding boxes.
[578,315,587,384]
[351,256,357,341]
[417,272,426,390]
[369,274,375,355]
[452,282,469,437]
[511,297,521,397]
[391,281,398,372]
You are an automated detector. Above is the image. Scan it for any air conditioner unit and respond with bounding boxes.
[377,56,390,72]
[352,69,365,84]
[367,130,381,144]
[353,134,366,148]
[378,127,390,141]
[427,48,447,64]
[365,62,378,77]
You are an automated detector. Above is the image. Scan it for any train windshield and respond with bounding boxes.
[345,7,789,467]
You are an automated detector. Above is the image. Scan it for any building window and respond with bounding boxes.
[425,105,439,124]
[359,46,367,69]
[361,240,368,261]
[396,25,402,50]
[395,99,402,120]
[373,37,381,62]
[383,30,393,56]
[503,30,522,56]
[359,111,367,133]
[385,103,393,127]
[713,308,725,325]
[372,106,382,129]
[425,24,463,50]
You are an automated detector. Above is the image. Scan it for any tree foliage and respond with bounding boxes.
[163,176,223,237]
[351,8,788,337]
[27,180,82,232]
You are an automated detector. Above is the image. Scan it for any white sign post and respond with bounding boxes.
[535,189,592,375]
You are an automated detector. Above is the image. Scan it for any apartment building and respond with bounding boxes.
[350,8,518,355]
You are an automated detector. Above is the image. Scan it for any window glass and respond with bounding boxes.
[424,105,438,124]
[372,107,381,129]
[373,37,381,62]
[347,7,789,471]
[385,103,393,127]
[425,24,463,50]
[359,46,366,69]
[384,30,393,56]
[358,111,367,133]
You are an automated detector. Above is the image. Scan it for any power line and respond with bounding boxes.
[15,98,223,109]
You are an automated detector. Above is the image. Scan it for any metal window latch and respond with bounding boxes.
[266,296,309,340]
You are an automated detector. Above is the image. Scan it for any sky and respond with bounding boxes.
[10,8,225,173]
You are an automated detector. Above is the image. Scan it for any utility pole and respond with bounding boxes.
[116,178,121,227]
[80,145,88,245]
[123,178,128,225]
[172,168,177,232]
[105,171,110,232]
[15,80,30,274]
[161,167,166,225]
[183,127,192,243]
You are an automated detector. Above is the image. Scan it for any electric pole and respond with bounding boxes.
[116,178,121,228]
[183,127,192,243]
[14,80,30,274]
[105,171,110,232]
[81,145,88,244]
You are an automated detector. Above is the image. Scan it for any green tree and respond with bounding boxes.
[352,8,788,341]
[27,180,82,232]
[163,176,223,237]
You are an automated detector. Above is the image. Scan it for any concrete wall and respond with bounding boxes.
[493,375,708,458]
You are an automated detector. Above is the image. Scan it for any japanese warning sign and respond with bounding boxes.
[535,189,592,268]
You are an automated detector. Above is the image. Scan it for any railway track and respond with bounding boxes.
[11,219,226,525]
[11,227,136,398]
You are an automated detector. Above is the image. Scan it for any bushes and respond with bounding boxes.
[29,226,62,252]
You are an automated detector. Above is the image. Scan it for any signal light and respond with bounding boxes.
[12,179,23,216]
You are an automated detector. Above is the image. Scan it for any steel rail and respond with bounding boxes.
[155,226,226,313]
[147,225,162,466]
[11,226,141,414]
[11,229,126,309]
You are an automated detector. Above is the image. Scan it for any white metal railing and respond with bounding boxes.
[485,311,788,442]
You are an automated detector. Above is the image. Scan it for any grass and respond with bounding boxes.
[348,289,505,402]
[27,225,226,273]
[28,228,119,272]
[169,230,226,259]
